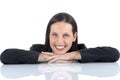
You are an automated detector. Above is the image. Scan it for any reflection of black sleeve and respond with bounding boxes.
[80,63,120,77]
[1,65,41,78]
[0,49,40,64]
[79,47,120,63]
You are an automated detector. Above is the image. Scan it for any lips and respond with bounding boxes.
[55,45,66,50]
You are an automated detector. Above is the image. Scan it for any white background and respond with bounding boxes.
[0,0,120,80]
[0,0,120,50]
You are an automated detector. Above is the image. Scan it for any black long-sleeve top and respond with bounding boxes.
[0,44,119,64]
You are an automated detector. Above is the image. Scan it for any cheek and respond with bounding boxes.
[65,37,75,48]
[49,38,55,46]
[65,39,73,47]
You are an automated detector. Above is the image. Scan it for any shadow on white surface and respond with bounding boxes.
[0,63,120,80]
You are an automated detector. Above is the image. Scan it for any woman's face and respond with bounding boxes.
[49,22,77,55]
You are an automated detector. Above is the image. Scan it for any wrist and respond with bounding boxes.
[72,51,81,60]
[38,54,42,62]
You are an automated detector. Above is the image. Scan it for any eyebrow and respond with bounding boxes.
[51,32,70,34]
[51,32,73,36]
[50,32,57,34]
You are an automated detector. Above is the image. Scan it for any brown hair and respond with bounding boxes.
[43,12,78,52]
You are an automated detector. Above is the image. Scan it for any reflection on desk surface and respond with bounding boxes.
[0,63,120,80]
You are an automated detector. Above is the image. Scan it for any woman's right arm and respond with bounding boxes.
[0,49,40,64]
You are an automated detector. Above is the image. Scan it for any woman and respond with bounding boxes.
[0,12,119,64]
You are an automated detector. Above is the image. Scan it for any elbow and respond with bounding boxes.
[0,49,10,64]
[109,47,120,62]
[0,49,18,64]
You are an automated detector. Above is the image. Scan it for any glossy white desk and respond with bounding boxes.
[0,62,120,80]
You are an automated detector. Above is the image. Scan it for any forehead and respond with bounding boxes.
[50,22,72,33]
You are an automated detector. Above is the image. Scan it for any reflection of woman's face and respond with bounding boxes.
[49,22,77,55]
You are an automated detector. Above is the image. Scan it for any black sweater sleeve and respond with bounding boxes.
[0,49,40,64]
[79,47,120,63]
[0,46,119,64]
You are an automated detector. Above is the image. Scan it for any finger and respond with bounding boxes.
[48,54,72,63]
[49,60,75,63]
[48,56,64,63]
[39,53,54,62]
[57,60,77,63]
[41,52,54,55]
[47,55,60,61]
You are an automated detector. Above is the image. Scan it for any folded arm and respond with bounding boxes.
[38,47,120,63]
[0,47,119,64]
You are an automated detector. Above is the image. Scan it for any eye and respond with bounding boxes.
[63,34,70,38]
[51,33,57,37]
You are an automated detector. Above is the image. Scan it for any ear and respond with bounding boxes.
[73,32,77,42]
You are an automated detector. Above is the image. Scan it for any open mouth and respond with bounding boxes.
[55,45,66,50]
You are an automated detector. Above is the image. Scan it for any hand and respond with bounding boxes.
[38,52,55,62]
[48,51,81,63]
[38,51,81,63]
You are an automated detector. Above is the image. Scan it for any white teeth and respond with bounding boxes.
[56,46,65,49]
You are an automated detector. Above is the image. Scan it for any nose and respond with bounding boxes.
[56,36,64,44]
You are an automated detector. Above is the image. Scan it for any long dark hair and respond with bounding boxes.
[43,12,78,52]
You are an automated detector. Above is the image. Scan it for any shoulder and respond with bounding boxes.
[30,44,44,52]
[78,43,87,50]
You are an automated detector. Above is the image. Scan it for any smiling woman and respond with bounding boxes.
[49,22,77,55]
[0,12,120,64]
